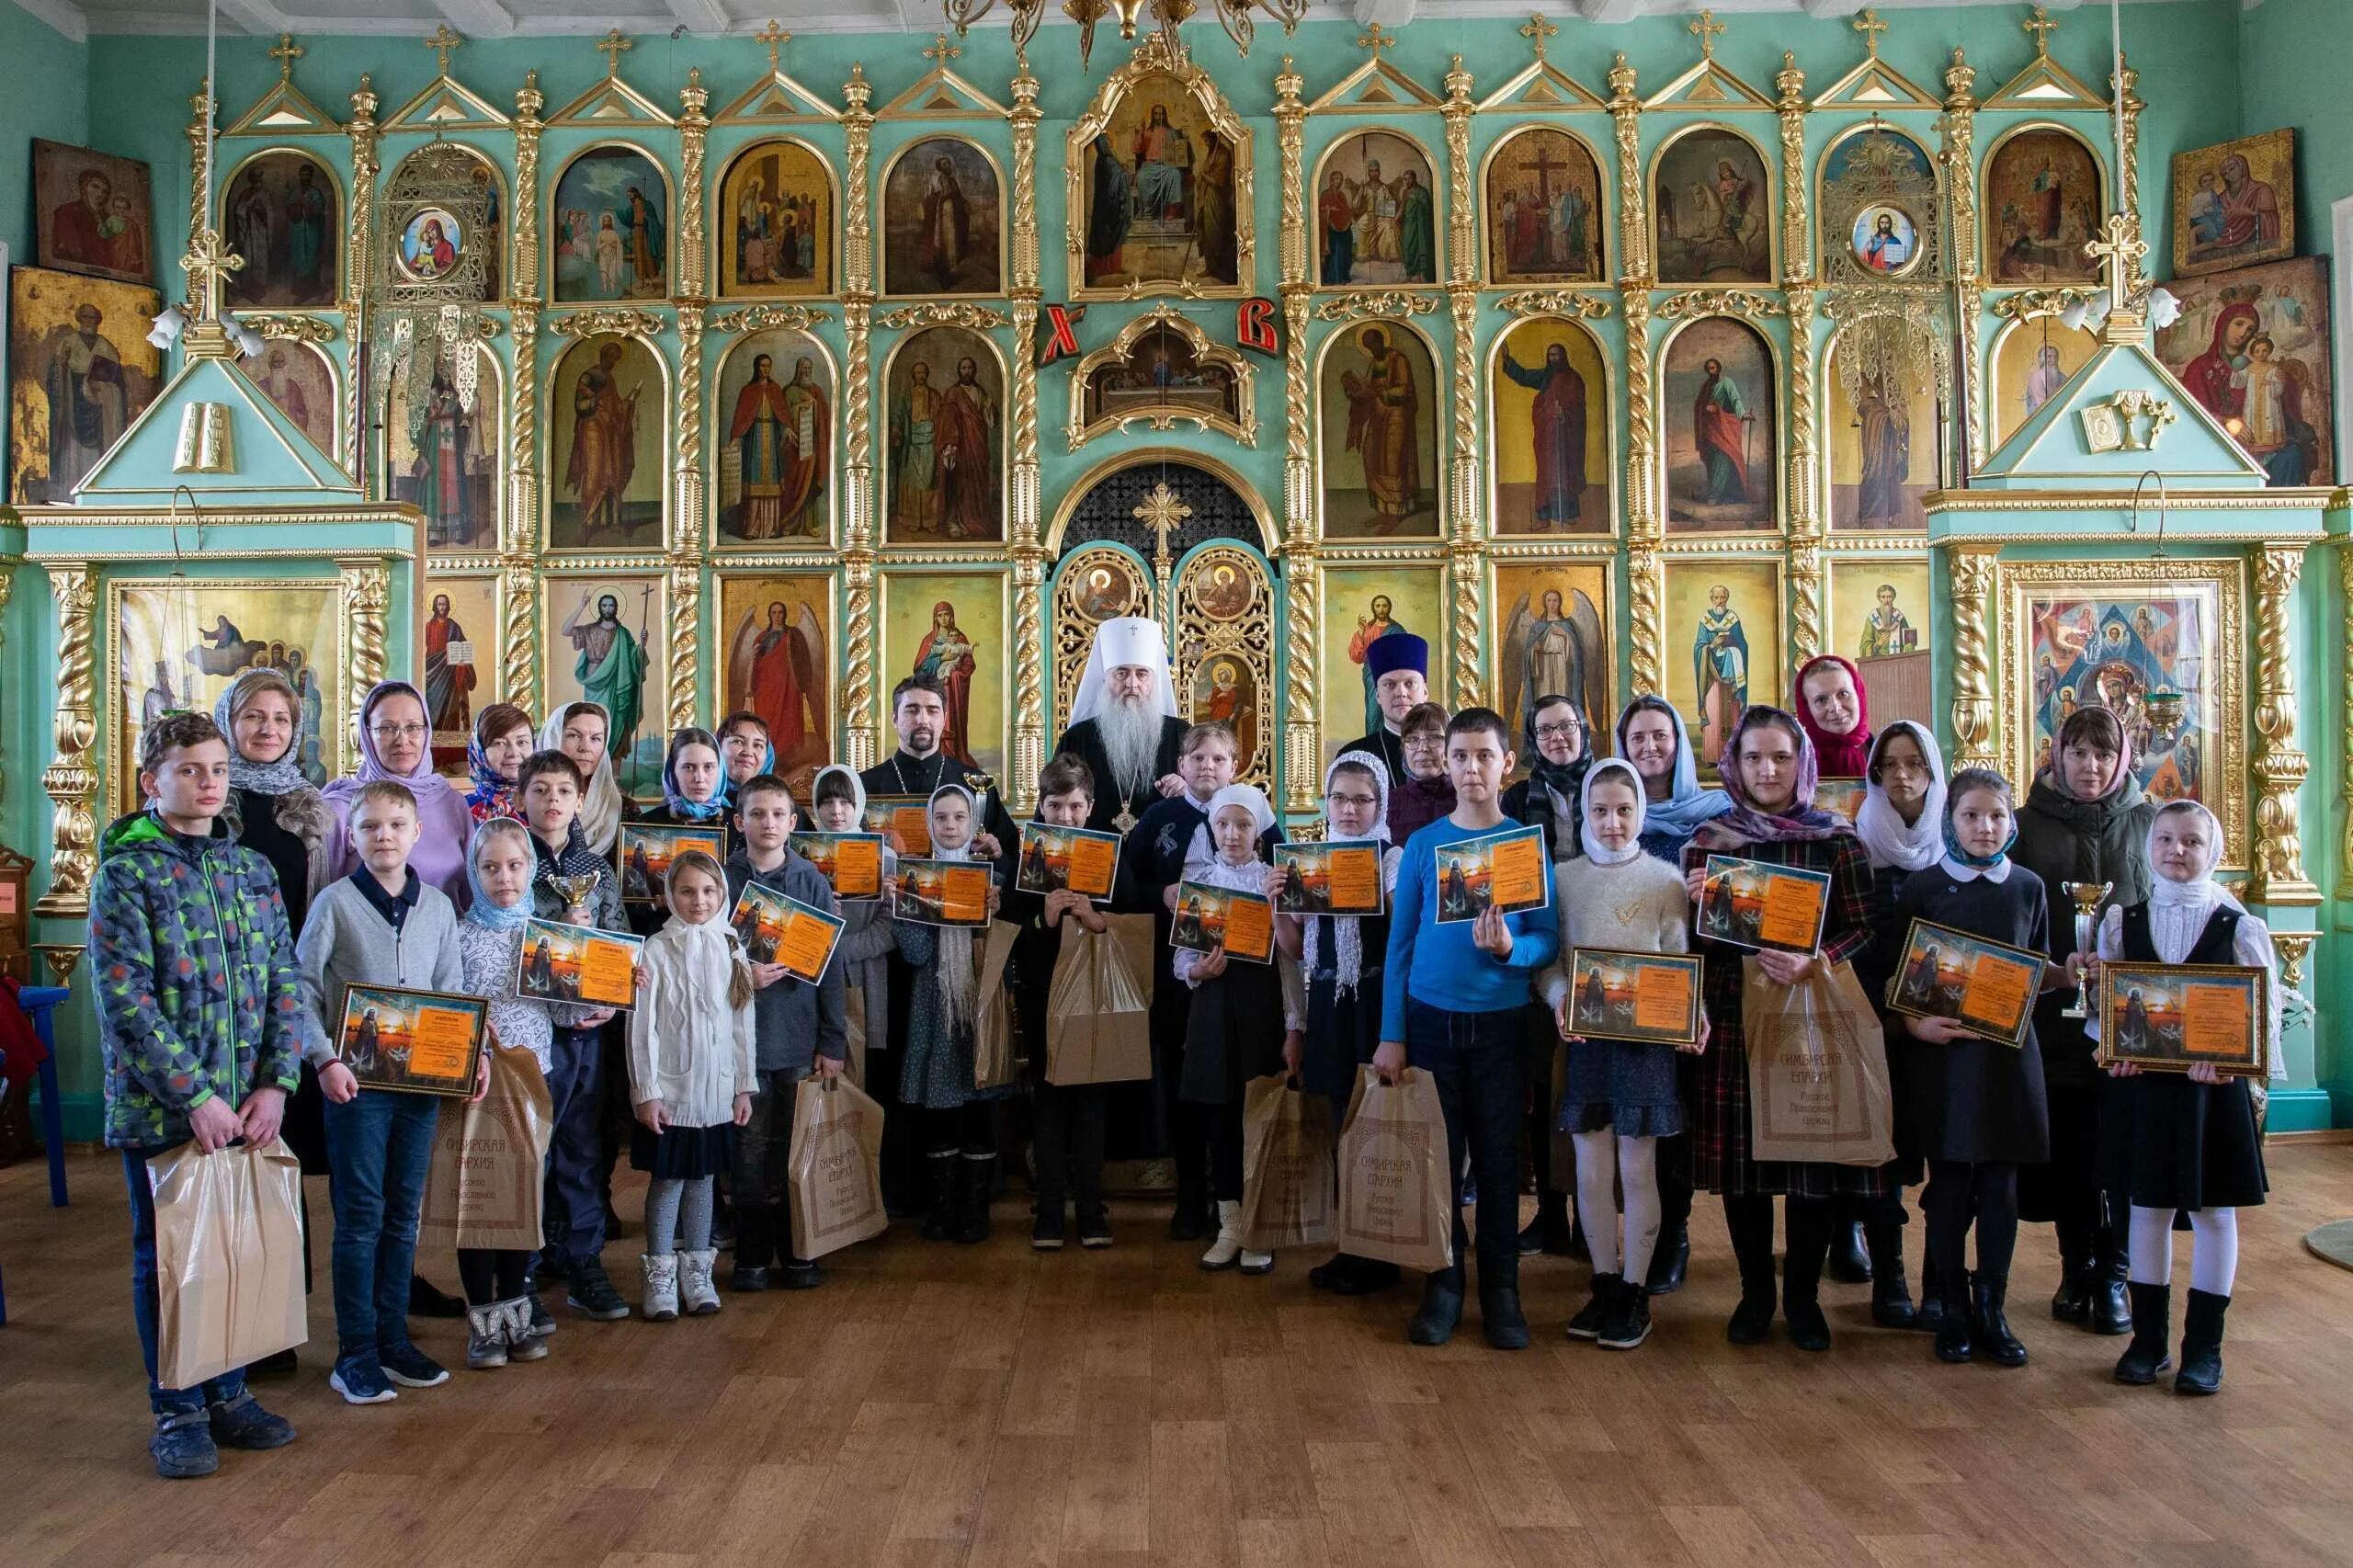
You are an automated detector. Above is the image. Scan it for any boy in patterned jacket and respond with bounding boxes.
[88,711,306,1479]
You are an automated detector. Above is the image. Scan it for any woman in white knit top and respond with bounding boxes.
[1538,761,1702,1350]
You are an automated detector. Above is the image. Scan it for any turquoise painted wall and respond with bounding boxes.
[0,5,89,265]
[2236,0,2353,263]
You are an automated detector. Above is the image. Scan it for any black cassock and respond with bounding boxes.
[1334,725,1405,780]
[1053,714,1189,834]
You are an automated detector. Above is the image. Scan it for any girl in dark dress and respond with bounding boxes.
[2089,801,2280,1395]
[1503,696,1591,1256]
[1175,783,1303,1276]
[1680,706,1883,1352]
[1296,752,1403,1295]
[1885,769,2057,1368]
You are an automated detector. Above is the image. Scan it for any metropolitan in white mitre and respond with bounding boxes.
[1052,616,1190,834]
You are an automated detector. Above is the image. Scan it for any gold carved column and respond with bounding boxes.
[345,76,381,501]
[186,82,212,246]
[2113,57,2143,271]
[34,561,97,916]
[1610,55,1663,698]
[1442,54,1483,709]
[1776,54,1823,665]
[840,66,879,772]
[506,73,546,714]
[667,70,711,734]
[1007,59,1046,813]
[1941,50,1986,470]
[1275,57,1321,811]
[2248,542,2319,904]
[339,559,391,741]
[1945,542,2000,769]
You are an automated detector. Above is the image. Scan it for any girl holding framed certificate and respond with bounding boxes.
[2086,801,2281,1396]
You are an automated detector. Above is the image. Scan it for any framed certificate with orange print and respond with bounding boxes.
[2096,962,2268,1079]
[1695,855,1832,957]
[1885,918,2047,1049]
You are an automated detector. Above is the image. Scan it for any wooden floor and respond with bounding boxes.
[8,1147,2353,1568]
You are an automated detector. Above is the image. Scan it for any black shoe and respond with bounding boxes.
[2050,1266,2093,1324]
[1077,1207,1114,1248]
[1598,1281,1653,1350]
[1934,1270,1974,1364]
[1168,1177,1209,1241]
[1308,1254,1354,1290]
[207,1392,297,1449]
[1865,1222,1916,1328]
[249,1346,299,1376]
[564,1256,631,1321]
[2175,1289,2229,1395]
[1033,1203,1067,1252]
[732,1262,773,1291]
[1972,1275,2028,1368]
[779,1260,825,1290]
[1408,1274,1464,1346]
[2113,1281,2173,1384]
[1566,1274,1620,1341]
[1645,1228,1689,1296]
[2090,1259,2132,1336]
[1825,1220,1872,1285]
[532,1248,569,1290]
[1783,1294,1832,1353]
[1332,1256,1400,1296]
[955,1154,995,1244]
[921,1153,959,1243]
[1482,1287,1530,1350]
[525,1292,556,1338]
[409,1273,466,1319]
[1725,1294,1774,1346]
[151,1412,221,1480]
[1917,1290,1946,1333]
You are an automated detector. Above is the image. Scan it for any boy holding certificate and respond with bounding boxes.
[296,778,471,1404]
[1377,709,1560,1351]
[723,774,849,1291]
[90,711,306,1478]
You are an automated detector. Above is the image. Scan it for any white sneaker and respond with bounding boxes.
[1238,1248,1275,1276]
[1199,1199,1244,1271]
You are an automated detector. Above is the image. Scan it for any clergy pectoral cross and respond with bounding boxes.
[1114,803,1138,835]
[596,28,632,77]
[423,24,462,77]
[1688,9,1724,61]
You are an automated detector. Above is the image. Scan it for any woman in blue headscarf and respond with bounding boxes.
[1613,695,1733,865]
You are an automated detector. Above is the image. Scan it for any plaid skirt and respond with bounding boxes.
[1678,1029,1895,1202]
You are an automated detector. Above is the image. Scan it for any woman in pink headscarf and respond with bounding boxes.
[323,679,477,911]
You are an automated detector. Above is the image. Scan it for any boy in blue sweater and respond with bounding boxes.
[1377,707,1559,1350]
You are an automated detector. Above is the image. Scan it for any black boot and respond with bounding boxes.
[732,1204,775,1291]
[2050,1210,2094,1322]
[2088,1224,2132,1335]
[1598,1279,1653,1350]
[1408,1269,1464,1346]
[2113,1280,2172,1384]
[1934,1268,1974,1363]
[1866,1221,1917,1329]
[1825,1219,1872,1285]
[1646,1225,1690,1295]
[2175,1289,2229,1395]
[920,1151,959,1242]
[1724,1198,1777,1346]
[409,1273,466,1319]
[1566,1274,1620,1341]
[1781,1203,1833,1353]
[1972,1275,2028,1368]
[1482,1285,1530,1350]
[1169,1168,1209,1242]
[954,1153,995,1244]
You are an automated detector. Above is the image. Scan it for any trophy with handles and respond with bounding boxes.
[2060,880,2113,1020]
[548,872,602,925]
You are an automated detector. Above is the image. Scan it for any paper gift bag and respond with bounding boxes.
[972,920,1026,1093]
[842,983,870,1088]
[1335,1066,1454,1273]
[418,1040,555,1254]
[1045,915,1155,1085]
[788,1076,889,1259]
[1743,959,1895,1166]
[147,1138,307,1390]
[1239,1074,1335,1252]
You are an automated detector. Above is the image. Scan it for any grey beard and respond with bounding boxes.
[1097,696,1161,804]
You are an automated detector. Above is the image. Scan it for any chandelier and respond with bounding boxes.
[942,0,1308,70]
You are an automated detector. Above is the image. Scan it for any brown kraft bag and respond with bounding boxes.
[788,1075,890,1259]
[1239,1074,1336,1252]
[1334,1066,1454,1273]
[1742,958,1896,1166]
[1045,915,1155,1085]
[148,1138,307,1390]
[417,1039,554,1254]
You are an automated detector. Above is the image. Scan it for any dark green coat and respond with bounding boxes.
[2011,770,2153,1088]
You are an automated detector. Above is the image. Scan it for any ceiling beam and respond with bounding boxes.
[1354,0,1415,26]
[1798,0,1864,17]
[430,0,519,39]
[663,0,732,30]
[12,0,89,43]
[210,0,292,32]
[1575,0,1645,22]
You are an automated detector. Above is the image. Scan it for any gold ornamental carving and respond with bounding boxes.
[677,68,710,299]
[1774,52,1809,285]
[1065,32,1254,301]
[502,561,538,714]
[243,314,338,344]
[1050,547,1151,740]
[667,562,703,733]
[1175,545,1277,794]
[709,303,835,335]
[1448,537,1484,705]
[338,560,391,740]
[1442,54,1476,289]
[1606,54,1648,282]
[1494,291,1613,321]
[2248,543,2318,904]
[1281,542,1322,812]
[511,73,544,302]
[1449,290,1478,539]
[875,302,1011,331]
[1655,290,1786,323]
[673,303,707,552]
[1785,279,1823,553]
[1939,49,1985,466]
[1065,307,1256,449]
[35,561,98,916]
[1945,543,1999,770]
[187,83,214,248]
[506,304,540,555]
[345,76,381,498]
[1626,543,1665,698]
[1315,292,1443,322]
[840,65,880,768]
[1991,287,2097,322]
[1011,547,1046,813]
[2273,931,2315,993]
[1620,290,1659,540]
[549,309,666,340]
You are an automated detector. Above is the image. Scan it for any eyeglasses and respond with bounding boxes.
[1402,733,1445,750]
[1533,722,1583,741]
[369,722,428,741]
[1328,791,1379,809]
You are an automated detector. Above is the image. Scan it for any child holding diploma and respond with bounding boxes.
[1540,760,1699,1351]
[628,850,757,1322]
[1296,752,1404,1295]
[810,766,898,1090]
[2088,801,2280,1395]
[896,784,1009,1244]
[1881,769,2054,1369]
[723,774,848,1291]
[1176,783,1304,1275]
[1378,710,1560,1351]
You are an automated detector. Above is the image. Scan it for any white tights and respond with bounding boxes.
[2128,1204,2239,1296]
[1571,1131,1661,1282]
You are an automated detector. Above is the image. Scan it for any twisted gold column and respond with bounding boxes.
[1008,62,1045,812]
[345,77,381,498]
[1946,543,2000,770]
[840,66,879,772]
[2248,543,2318,905]
[35,561,97,916]
[1941,50,1986,470]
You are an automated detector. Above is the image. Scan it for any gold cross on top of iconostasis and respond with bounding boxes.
[596,28,633,76]
[423,24,462,76]
[1852,9,1887,59]
[1688,9,1725,60]
[1356,21,1397,57]
[923,32,962,66]
[756,19,791,73]
[1520,13,1559,63]
[269,32,302,81]
[2022,4,2060,59]
[2085,211,2150,315]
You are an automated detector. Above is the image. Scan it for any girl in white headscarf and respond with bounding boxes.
[1173,783,1304,1276]
[541,702,626,859]
[2086,800,2279,1396]
[808,764,896,1086]
[1538,760,1699,1351]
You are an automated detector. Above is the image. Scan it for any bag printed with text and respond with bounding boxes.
[417,1040,554,1254]
[788,1075,889,1259]
[1239,1074,1335,1252]
[1742,959,1895,1166]
[1334,1066,1453,1273]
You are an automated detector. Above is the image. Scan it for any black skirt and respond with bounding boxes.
[1561,1036,1684,1139]
[2101,1073,2267,1210]
[1301,967,1383,1101]
[631,1120,737,1179]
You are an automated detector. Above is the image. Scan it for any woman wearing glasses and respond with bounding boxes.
[324,679,479,908]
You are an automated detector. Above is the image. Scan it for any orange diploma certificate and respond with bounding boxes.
[831,836,883,899]
[404,1004,477,1080]
[1755,873,1829,953]
[868,799,932,857]
[941,864,991,925]
[1632,964,1692,1034]
[576,937,638,1008]
[1323,846,1381,914]
[1961,954,2036,1040]
[1065,833,1119,898]
[1487,830,1547,912]
[775,905,843,984]
[2179,982,2252,1058]
[1221,892,1275,962]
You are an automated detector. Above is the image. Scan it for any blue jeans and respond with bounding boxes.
[323,1088,439,1364]
[122,1147,250,1417]
[1403,997,1524,1293]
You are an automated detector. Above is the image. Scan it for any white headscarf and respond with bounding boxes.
[926,783,981,1027]
[1065,616,1179,727]
[1304,751,1391,994]
[2147,800,2240,915]
[1854,721,1947,874]
[813,762,868,818]
[1577,759,1647,868]
[1185,782,1277,876]
[540,703,625,858]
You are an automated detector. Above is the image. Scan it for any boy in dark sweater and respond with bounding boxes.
[723,773,850,1289]
[89,712,305,1479]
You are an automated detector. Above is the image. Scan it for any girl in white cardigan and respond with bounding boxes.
[1539,761,1704,1351]
[628,849,756,1323]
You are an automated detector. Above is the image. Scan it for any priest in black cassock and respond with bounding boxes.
[1052,615,1189,834]
[1334,631,1432,779]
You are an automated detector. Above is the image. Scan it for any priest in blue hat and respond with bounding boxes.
[1338,630,1434,778]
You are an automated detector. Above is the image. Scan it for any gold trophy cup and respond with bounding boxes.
[548,871,602,925]
[2060,880,2113,1019]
